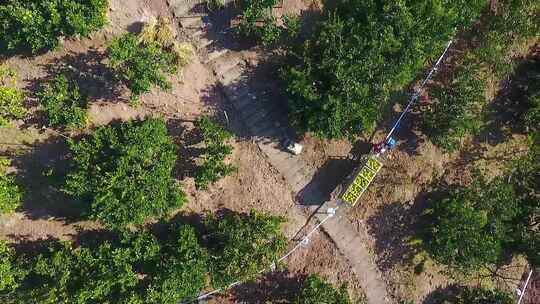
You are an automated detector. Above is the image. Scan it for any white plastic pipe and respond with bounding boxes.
[517,270,533,304]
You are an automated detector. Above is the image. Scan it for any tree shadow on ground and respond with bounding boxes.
[22,47,125,125]
[349,137,375,159]
[519,270,540,304]
[198,82,244,140]
[479,263,530,289]
[366,201,418,272]
[21,47,125,130]
[38,48,122,103]
[71,227,119,248]
[294,137,371,207]
[478,45,539,146]
[9,136,85,222]
[450,45,539,166]
[126,21,145,35]
[189,2,211,15]
[166,118,204,179]
[210,53,298,148]
[366,182,453,272]
[231,271,306,303]
[422,284,462,304]
[395,114,426,157]
[166,211,207,240]
[296,156,355,206]
[422,281,524,304]
[8,236,63,256]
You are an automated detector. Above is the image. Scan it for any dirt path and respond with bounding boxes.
[315,199,391,304]
[173,6,391,304]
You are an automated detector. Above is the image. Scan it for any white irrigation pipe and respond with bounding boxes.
[184,207,338,303]
[277,208,337,263]
[517,270,533,304]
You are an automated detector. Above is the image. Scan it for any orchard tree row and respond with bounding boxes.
[281,0,487,139]
[0,112,350,302]
[0,110,351,302]
[0,1,236,225]
[0,205,353,302]
[0,116,236,226]
[0,0,108,54]
[2,0,538,145]
[235,0,539,146]
[0,210,286,303]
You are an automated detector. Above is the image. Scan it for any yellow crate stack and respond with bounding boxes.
[340,155,383,206]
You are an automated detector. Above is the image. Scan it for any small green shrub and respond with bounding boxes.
[0,158,22,215]
[0,66,26,126]
[38,74,88,129]
[422,59,485,151]
[0,241,25,295]
[139,17,195,79]
[64,118,185,228]
[509,134,540,267]
[295,275,352,304]
[27,241,139,303]
[236,0,282,46]
[0,0,108,54]
[107,32,178,101]
[194,117,236,190]
[205,210,287,288]
[525,93,540,131]
[236,2,301,47]
[145,225,208,303]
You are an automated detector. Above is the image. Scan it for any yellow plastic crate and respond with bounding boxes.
[367,157,382,171]
[340,155,383,206]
